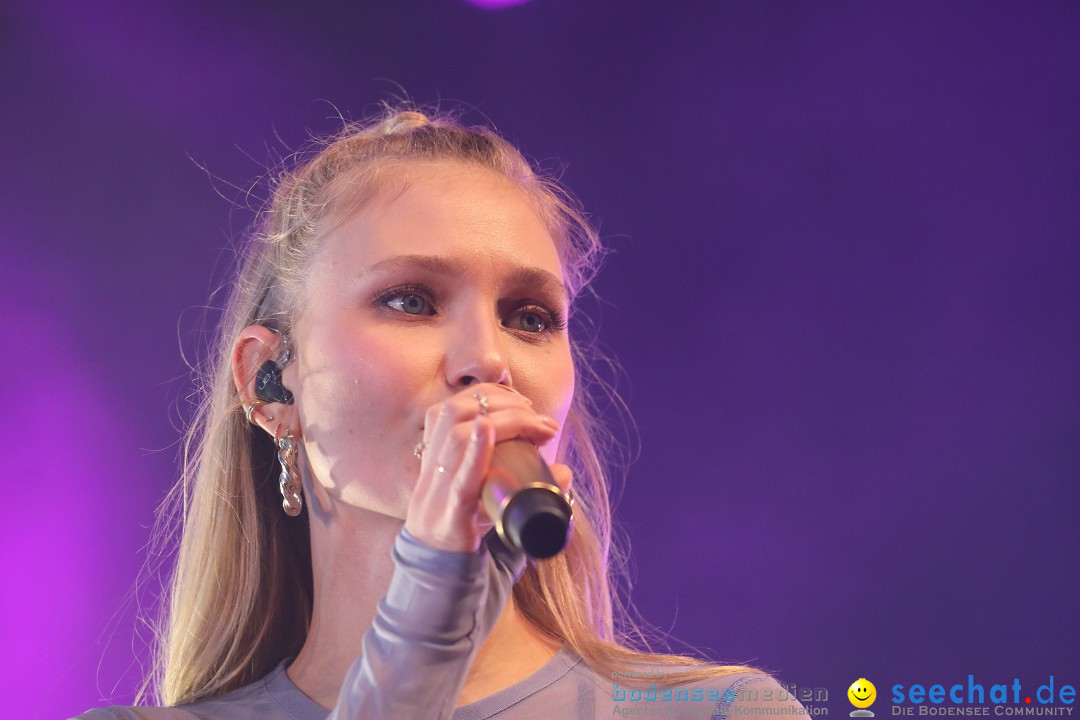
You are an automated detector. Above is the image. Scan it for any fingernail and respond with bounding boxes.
[471,416,484,442]
[541,416,560,429]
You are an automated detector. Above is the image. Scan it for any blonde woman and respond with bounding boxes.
[76,108,810,720]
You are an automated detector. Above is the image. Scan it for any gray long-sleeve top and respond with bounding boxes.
[74,529,809,720]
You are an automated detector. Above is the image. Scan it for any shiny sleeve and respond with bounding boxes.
[326,526,526,720]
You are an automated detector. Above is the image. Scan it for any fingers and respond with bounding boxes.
[459,417,495,511]
[482,406,560,445]
[407,416,495,553]
[422,384,557,454]
[408,385,564,554]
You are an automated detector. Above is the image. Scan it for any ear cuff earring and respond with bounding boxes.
[244,400,274,425]
[275,426,303,517]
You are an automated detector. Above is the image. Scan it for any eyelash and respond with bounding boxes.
[372,284,567,335]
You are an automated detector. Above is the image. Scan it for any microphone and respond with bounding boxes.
[481,439,573,559]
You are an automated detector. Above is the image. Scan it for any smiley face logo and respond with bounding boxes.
[848,678,877,709]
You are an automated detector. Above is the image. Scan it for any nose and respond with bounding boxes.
[445,307,511,388]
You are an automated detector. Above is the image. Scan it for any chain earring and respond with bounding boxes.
[275,426,303,517]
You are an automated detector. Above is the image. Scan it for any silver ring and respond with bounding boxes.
[413,441,428,460]
[473,391,489,416]
[244,400,269,425]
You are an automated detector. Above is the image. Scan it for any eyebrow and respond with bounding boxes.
[357,254,569,303]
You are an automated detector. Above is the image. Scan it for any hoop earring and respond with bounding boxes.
[276,426,303,517]
[244,399,270,425]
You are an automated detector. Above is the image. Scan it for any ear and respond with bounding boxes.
[232,324,302,440]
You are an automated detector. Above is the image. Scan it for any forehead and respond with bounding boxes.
[316,162,565,284]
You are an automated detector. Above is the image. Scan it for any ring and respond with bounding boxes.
[473,391,489,416]
[564,488,575,521]
[413,441,428,460]
[244,400,269,425]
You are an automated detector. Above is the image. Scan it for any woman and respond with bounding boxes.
[77,107,809,720]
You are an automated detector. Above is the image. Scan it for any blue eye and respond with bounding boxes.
[385,292,432,315]
[509,305,565,334]
[517,310,545,333]
[374,284,436,316]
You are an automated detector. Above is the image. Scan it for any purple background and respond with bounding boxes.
[3,1,1078,718]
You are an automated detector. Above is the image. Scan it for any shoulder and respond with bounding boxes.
[177,682,296,719]
[72,663,291,720]
[707,673,811,720]
[617,672,809,720]
[565,655,810,720]
[70,707,200,720]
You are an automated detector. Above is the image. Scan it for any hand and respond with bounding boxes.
[405,383,573,554]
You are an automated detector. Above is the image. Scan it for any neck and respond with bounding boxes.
[286,503,559,710]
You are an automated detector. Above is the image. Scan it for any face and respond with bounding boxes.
[283,162,575,517]
[848,679,877,708]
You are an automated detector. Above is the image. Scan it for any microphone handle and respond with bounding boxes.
[481,439,572,559]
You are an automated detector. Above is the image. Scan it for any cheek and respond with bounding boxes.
[516,342,574,407]
[296,340,380,421]
[553,362,575,423]
[522,346,575,464]
[553,343,576,415]
[288,326,431,479]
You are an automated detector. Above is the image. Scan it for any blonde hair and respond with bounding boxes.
[150,105,763,706]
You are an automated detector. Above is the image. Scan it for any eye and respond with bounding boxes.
[374,285,436,316]
[517,309,545,333]
[507,304,565,334]
[387,293,430,315]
